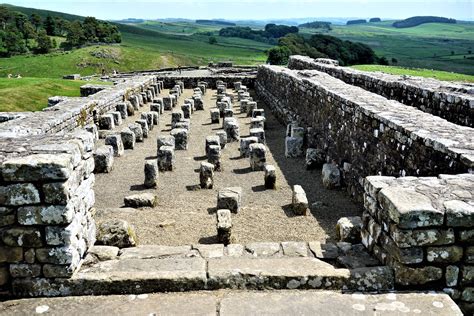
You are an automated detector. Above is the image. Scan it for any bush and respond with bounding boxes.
[393,16,456,28]
[209,36,217,45]
[267,46,291,65]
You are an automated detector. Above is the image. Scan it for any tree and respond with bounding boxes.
[391,57,398,64]
[209,36,217,44]
[378,56,389,65]
[64,20,86,48]
[4,28,27,55]
[267,46,291,65]
[35,29,52,54]
[44,15,56,35]
[30,13,42,31]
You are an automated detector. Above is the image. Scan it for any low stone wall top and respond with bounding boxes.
[0,76,156,138]
[288,55,474,127]
[256,65,473,198]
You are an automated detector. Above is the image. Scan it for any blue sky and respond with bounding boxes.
[2,0,473,20]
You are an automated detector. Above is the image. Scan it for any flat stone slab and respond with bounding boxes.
[1,290,461,315]
[119,245,195,259]
[123,193,158,208]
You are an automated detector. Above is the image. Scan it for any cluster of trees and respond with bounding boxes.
[219,23,299,44]
[393,16,456,28]
[196,19,236,26]
[346,19,367,25]
[298,21,332,30]
[0,6,121,57]
[267,33,383,66]
[369,18,381,22]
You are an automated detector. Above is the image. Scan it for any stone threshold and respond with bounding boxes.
[11,243,393,297]
[1,290,462,315]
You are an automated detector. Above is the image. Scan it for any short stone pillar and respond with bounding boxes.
[135,119,149,138]
[181,103,192,119]
[205,136,221,156]
[207,145,222,172]
[252,109,264,118]
[322,162,341,189]
[234,81,242,91]
[251,116,265,130]
[216,131,227,149]
[185,99,195,112]
[247,102,257,117]
[151,112,159,126]
[128,123,144,142]
[110,111,123,126]
[240,137,258,157]
[105,134,124,157]
[306,148,325,169]
[141,112,154,131]
[144,160,159,188]
[129,95,140,110]
[174,120,190,131]
[94,145,114,173]
[150,102,161,114]
[163,96,173,110]
[217,187,242,214]
[217,209,232,245]
[336,216,362,243]
[210,109,220,124]
[99,114,115,130]
[170,95,177,107]
[224,118,240,142]
[193,95,204,110]
[249,128,265,144]
[223,108,234,119]
[157,135,175,154]
[264,164,276,189]
[171,110,184,126]
[217,85,226,94]
[249,143,266,171]
[157,146,175,171]
[116,103,128,119]
[170,128,188,150]
[126,102,135,116]
[292,185,309,216]
[285,136,303,158]
[199,162,214,189]
[120,128,136,150]
[240,99,249,114]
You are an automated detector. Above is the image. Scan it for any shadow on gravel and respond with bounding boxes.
[233,167,252,174]
[193,155,207,161]
[207,207,217,214]
[186,184,201,191]
[130,184,147,191]
[199,235,219,244]
[281,204,298,218]
[251,185,266,192]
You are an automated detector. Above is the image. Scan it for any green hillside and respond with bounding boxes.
[300,21,474,75]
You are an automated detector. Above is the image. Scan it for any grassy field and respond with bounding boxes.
[300,21,474,75]
[0,78,110,112]
[351,64,474,82]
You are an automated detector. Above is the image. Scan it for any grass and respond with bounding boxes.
[351,64,474,82]
[0,77,110,112]
[300,21,474,75]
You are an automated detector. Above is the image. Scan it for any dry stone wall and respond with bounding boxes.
[256,65,473,200]
[0,75,159,296]
[288,55,474,127]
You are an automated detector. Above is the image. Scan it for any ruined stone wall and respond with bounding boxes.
[362,174,474,311]
[155,75,255,89]
[288,55,474,127]
[0,75,159,296]
[255,65,473,200]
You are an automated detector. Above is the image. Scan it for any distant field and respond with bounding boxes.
[351,64,474,82]
[300,21,474,75]
[0,78,110,112]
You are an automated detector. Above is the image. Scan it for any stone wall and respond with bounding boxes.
[0,74,159,296]
[288,55,474,127]
[362,174,474,311]
[255,65,473,200]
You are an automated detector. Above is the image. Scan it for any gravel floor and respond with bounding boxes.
[94,87,362,245]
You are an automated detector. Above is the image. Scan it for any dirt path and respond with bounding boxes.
[94,87,361,245]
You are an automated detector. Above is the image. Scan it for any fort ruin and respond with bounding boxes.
[0,56,473,314]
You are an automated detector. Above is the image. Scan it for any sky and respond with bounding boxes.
[1,0,473,21]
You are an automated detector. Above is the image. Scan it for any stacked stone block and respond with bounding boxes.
[362,174,474,311]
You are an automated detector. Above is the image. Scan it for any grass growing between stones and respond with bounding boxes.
[351,65,474,82]
[0,78,110,112]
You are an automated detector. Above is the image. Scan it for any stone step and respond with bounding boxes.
[1,290,462,315]
[11,255,392,296]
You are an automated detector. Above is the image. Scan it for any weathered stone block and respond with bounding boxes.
[120,128,136,150]
[99,114,115,130]
[17,204,75,225]
[426,246,463,263]
[224,118,240,141]
[110,111,123,126]
[96,219,137,248]
[217,209,232,245]
[281,242,308,257]
[245,242,281,257]
[378,187,443,229]
[136,119,149,138]
[144,160,159,188]
[205,136,220,156]
[0,183,40,206]
[249,143,266,171]
[390,226,455,248]
[158,145,175,171]
[308,241,339,259]
[36,246,80,265]
[207,145,222,172]
[0,247,23,263]
[115,102,128,119]
[216,131,227,149]
[181,104,192,119]
[292,185,309,216]
[322,163,341,189]
[240,137,258,157]
[217,187,242,214]
[250,116,265,130]
[285,136,303,158]
[264,164,276,190]
[128,123,144,142]
[336,216,362,243]
[249,128,265,143]
[104,134,124,157]
[246,101,257,117]
[141,112,154,131]
[252,108,264,118]
[124,193,158,208]
[200,162,214,189]
[210,109,220,124]
[171,110,184,125]
[445,200,474,227]
[394,262,443,285]
[170,128,188,150]
[9,263,41,278]
[446,265,460,287]
[1,154,73,182]
[94,145,114,173]
[306,148,326,169]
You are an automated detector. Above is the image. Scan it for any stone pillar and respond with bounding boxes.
[105,134,124,157]
[249,128,265,144]
[193,95,204,110]
[252,109,265,118]
[240,99,249,114]
[199,162,214,189]
[115,103,128,119]
[250,116,265,130]
[205,136,220,156]
[181,104,192,119]
[170,128,188,150]
[110,111,122,126]
[157,146,175,171]
[99,114,115,130]
[247,102,257,117]
[240,137,258,158]
[210,109,220,124]
[141,112,154,131]
[224,118,240,142]
[207,145,222,172]
[264,165,276,189]
[120,128,136,150]
[94,145,114,173]
[217,187,242,214]
[163,96,173,111]
[171,110,184,126]
[249,143,266,171]
[157,135,175,153]
[144,160,159,188]
[128,123,144,142]
[217,209,232,245]
[216,131,227,149]
[135,119,149,138]
[322,162,341,189]
[185,99,195,113]
[292,185,309,216]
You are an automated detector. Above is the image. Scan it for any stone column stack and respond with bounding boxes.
[0,131,96,294]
